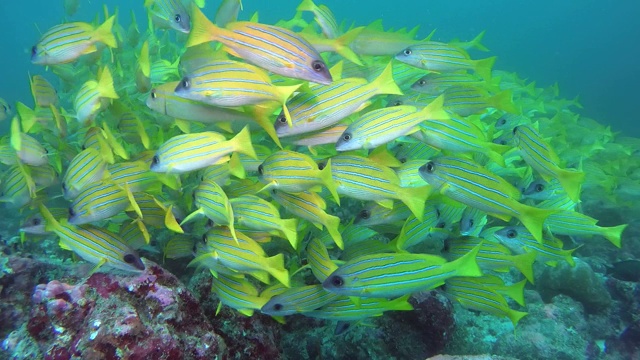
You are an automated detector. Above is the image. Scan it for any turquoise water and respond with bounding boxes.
[1,1,639,135]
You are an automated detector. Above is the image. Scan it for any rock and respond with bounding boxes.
[536,258,612,313]
[3,262,226,360]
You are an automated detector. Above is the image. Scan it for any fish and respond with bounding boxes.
[0,99,11,122]
[39,205,145,273]
[411,72,495,95]
[211,274,270,316]
[542,210,627,248]
[63,0,80,17]
[335,95,448,151]
[270,189,343,249]
[512,125,585,202]
[0,165,36,208]
[392,205,443,251]
[188,6,332,85]
[31,16,117,65]
[323,244,482,298]
[257,150,340,204]
[29,75,58,107]
[11,132,49,167]
[68,181,141,225]
[444,277,528,326]
[297,0,340,39]
[327,155,432,221]
[181,179,237,242]
[349,19,426,56]
[135,41,151,93]
[150,126,257,174]
[307,237,340,282]
[418,156,556,242]
[20,207,68,236]
[494,226,578,267]
[274,62,403,137]
[353,202,409,234]
[261,284,340,316]
[230,195,299,249]
[62,147,109,200]
[395,42,496,80]
[459,206,488,237]
[305,295,413,321]
[174,60,301,127]
[74,67,119,124]
[144,0,191,33]
[606,260,640,282]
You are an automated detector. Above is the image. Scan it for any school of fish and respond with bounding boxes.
[1,0,634,330]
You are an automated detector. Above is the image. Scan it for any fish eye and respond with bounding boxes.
[424,161,436,173]
[317,161,326,170]
[180,78,190,89]
[202,234,208,243]
[257,164,264,175]
[498,140,507,145]
[436,221,446,229]
[150,90,157,99]
[277,114,287,123]
[174,14,182,23]
[342,133,351,142]
[151,155,159,166]
[468,219,474,227]
[498,118,506,125]
[206,219,214,228]
[68,207,75,217]
[311,60,326,72]
[32,217,41,226]
[359,209,370,219]
[403,48,412,56]
[506,229,517,238]
[273,303,283,311]
[123,254,137,264]
[330,275,344,287]
[398,157,407,163]
[512,126,519,135]
[31,46,37,57]
[535,183,545,192]
[418,79,426,86]
[61,182,67,191]
[391,100,402,106]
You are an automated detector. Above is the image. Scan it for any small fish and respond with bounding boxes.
[542,210,627,248]
[31,16,117,65]
[62,147,109,200]
[0,165,36,208]
[0,98,11,122]
[230,195,299,249]
[68,181,141,225]
[349,19,426,56]
[513,125,585,202]
[411,72,494,95]
[307,237,339,283]
[29,75,58,107]
[181,179,237,241]
[20,207,68,236]
[297,0,340,39]
[74,67,119,124]
[418,157,556,242]
[444,277,528,326]
[144,0,191,33]
[150,126,257,174]
[353,202,409,234]
[64,0,80,17]
[261,284,340,316]
[323,244,482,298]
[211,274,269,316]
[162,235,195,260]
[392,204,442,251]
[494,226,578,267]
[135,41,151,93]
[459,206,488,237]
[40,205,145,273]
[188,6,332,84]
[11,132,49,167]
[257,150,340,204]
[395,42,496,80]
[270,189,343,249]
[305,295,413,321]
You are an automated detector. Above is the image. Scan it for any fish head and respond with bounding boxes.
[122,252,146,271]
[274,111,292,136]
[410,76,429,91]
[171,11,191,34]
[394,46,420,68]
[493,226,524,253]
[418,160,441,186]
[322,271,349,294]
[149,153,167,173]
[30,44,47,65]
[335,130,358,152]
[261,297,295,316]
[304,59,333,85]
[145,88,166,113]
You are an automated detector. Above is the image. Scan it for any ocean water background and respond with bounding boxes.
[0,0,638,137]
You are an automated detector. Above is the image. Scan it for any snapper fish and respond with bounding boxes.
[31,16,117,65]
[74,67,119,124]
[145,0,191,33]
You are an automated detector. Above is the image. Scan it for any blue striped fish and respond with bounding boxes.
[305,295,413,321]
[230,195,299,249]
[182,179,237,241]
[494,226,578,267]
[29,75,58,107]
[62,148,109,200]
[74,67,119,124]
[145,0,190,33]
[261,284,340,316]
[68,181,141,225]
[307,237,339,282]
[188,6,332,85]
[211,274,270,316]
[39,205,145,273]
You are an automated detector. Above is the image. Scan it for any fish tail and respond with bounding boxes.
[389,294,414,311]
[324,214,343,250]
[39,204,61,233]
[187,5,218,48]
[266,253,290,287]
[280,218,299,250]
[16,102,36,134]
[163,205,184,234]
[489,89,519,114]
[474,56,496,81]
[157,173,181,191]
[501,279,527,307]
[97,67,119,99]
[556,168,585,203]
[511,251,537,284]
[277,84,302,128]
[249,107,283,148]
[452,242,483,278]
[484,149,506,167]
[333,27,364,65]
[518,205,557,243]
[296,0,317,12]
[420,94,449,120]
[371,62,403,96]
[397,185,432,221]
[320,159,341,205]
[468,30,489,52]
[507,309,528,327]
[93,15,118,49]
[230,126,257,159]
[600,223,627,248]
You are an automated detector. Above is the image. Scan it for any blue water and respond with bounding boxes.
[1,0,639,136]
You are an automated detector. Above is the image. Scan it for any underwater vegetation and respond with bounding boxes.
[0,0,639,359]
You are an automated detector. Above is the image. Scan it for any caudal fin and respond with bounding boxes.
[319,159,341,205]
[397,185,432,221]
[333,27,364,66]
[279,218,299,249]
[452,243,483,278]
[93,15,118,49]
[556,168,585,203]
[97,67,119,100]
[474,56,496,81]
[324,213,344,250]
[230,126,258,160]
[517,204,557,243]
[266,253,290,287]
[187,5,218,48]
[489,90,519,114]
[371,62,403,96]
[600,223,627,248]
[510,251,537,284]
